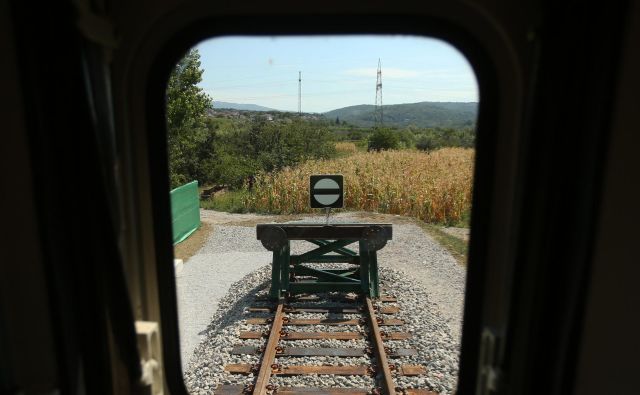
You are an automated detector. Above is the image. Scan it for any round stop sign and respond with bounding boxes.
[310,175,343,208]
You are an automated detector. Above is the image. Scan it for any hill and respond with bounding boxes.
[323,101,478,128]
[212,101,278,112]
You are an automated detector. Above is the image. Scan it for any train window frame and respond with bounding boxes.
[131,13,520,395]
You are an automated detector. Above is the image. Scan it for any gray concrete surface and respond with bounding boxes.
[175,249,271,367]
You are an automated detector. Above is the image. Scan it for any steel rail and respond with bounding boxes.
[220,293,435,395]
[366,296,397,395]
[252,302,285,395]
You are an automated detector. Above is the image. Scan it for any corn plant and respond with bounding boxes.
[243,148,474,224]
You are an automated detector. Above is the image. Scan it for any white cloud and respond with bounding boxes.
[344,67,420,79]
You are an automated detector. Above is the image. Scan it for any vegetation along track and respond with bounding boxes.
[215,291,437,395]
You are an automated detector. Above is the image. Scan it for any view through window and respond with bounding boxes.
[168,35,477,395]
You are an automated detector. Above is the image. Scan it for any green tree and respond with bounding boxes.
[367,128,399,151]
[398,130,416,149]
[166,49,212,188]
[416,135,436,151]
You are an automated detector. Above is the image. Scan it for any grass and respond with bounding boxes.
[200,190,249,213]
[452,208,471,228]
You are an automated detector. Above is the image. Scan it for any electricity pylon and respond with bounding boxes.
[374,59,383,127]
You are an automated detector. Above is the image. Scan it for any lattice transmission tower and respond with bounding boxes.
[374,59,383,127]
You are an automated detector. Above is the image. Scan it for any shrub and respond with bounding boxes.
[416,135,437,151]
[367,128,399,151]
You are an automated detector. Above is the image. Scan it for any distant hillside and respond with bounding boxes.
[212,101,277,112]
[323,102,478,128]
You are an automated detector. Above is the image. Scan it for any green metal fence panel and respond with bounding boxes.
[170,180,200,245]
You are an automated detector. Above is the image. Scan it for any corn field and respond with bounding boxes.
[335,141,358,154]
[243,148,474,224]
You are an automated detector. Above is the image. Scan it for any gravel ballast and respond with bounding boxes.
[178,211,466,394]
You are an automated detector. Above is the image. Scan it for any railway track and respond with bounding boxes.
[215,292,437,395]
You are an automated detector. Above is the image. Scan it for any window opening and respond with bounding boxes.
[167,35,478,395]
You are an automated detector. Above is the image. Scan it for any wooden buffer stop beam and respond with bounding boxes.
[256,224,392,299]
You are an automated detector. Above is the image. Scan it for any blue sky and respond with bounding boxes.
[195,35,478,113]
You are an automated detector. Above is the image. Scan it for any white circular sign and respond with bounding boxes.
[313,178,340,205]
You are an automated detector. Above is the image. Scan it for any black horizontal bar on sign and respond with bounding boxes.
[256,223,393,240]
[312,188,341,195]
